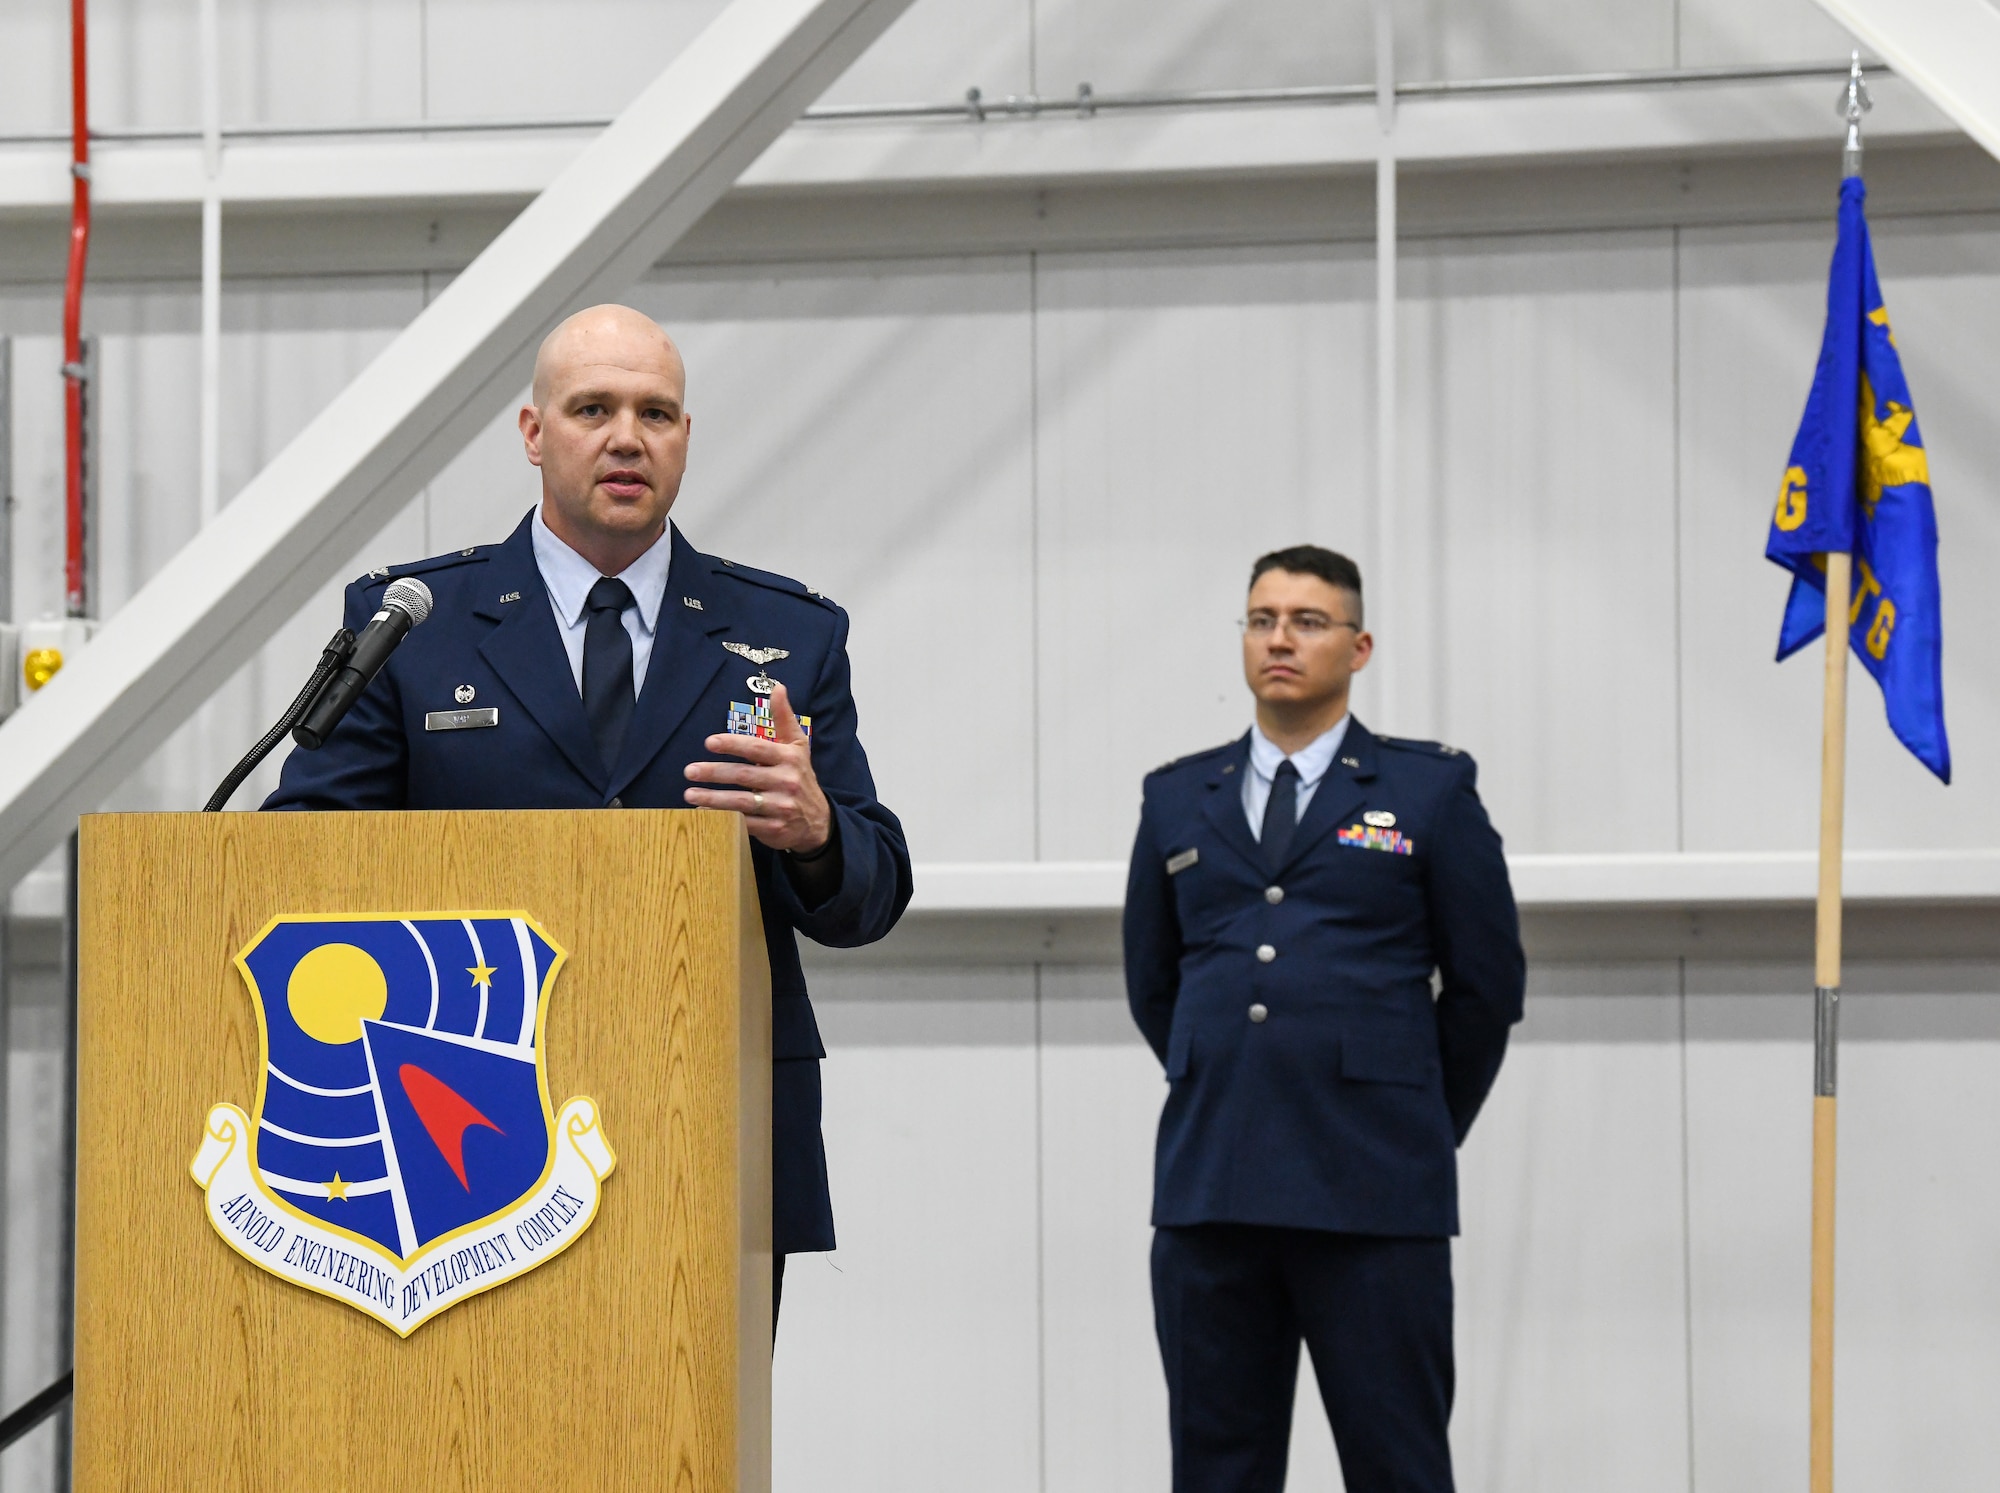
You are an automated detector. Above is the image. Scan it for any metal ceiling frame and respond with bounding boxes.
[0,0,918,892]
[0,70,1961,213]
[1813,0,2000,162]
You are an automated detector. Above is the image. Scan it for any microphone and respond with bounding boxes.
[292,577,434,750]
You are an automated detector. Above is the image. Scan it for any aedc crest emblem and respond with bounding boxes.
[189,913,615,1336]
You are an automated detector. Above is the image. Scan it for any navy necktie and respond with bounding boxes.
[582,576,636,771]
[1260,759,1300,872]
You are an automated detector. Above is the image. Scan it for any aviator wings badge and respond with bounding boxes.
[722,641,789,695]
[189,913,616,1337]
[721,643,812,738]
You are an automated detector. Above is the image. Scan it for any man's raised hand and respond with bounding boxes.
[683,682,832,854]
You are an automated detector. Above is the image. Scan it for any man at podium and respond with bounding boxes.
[265,304,914,1321]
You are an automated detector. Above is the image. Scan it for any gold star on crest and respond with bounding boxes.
[467,962,498,989]
[325,1174,351,1201]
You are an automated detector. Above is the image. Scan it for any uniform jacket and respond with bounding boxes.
[1123,719,1524,1238]
[265,509,914,1254]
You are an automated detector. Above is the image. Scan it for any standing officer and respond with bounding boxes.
[1124,545,1523,1492]
[266,304,913,1321]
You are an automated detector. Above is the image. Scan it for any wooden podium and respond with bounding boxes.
[72,809,771,1491]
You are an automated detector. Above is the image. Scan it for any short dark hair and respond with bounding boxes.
[1249,545,1364,625]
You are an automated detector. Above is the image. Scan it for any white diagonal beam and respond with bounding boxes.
[1814,0,2000,161]
[0,0,916,891]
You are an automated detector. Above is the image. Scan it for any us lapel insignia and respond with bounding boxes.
[1337,824,1414,856]
[190,913,616,1337]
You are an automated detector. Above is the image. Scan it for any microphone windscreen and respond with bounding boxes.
[382,577,434,625]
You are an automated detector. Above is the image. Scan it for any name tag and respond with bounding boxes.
[424,708,499,732]
[1165,848,1199,875]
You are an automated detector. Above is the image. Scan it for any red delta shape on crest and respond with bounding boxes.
[398,1063,504,1190]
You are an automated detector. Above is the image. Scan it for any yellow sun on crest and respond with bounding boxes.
[287,943,389,1046]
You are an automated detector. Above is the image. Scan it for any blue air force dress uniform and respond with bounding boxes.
[1124,717,1524,1493]
[266,508,913,1259]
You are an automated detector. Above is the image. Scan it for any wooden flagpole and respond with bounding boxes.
[1812,57,1868,1493]
[1810,551,1848,1493]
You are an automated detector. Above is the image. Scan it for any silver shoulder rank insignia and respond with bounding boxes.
[722,642,790,695]
[1165,848,1199,875]
[1439,744,1463,756]
[1363,810,1396,828]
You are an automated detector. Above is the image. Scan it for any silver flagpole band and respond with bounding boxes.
[1814,985,1840,1098]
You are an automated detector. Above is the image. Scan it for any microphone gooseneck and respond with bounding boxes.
[292,576,435,751]
[203,627,357,811]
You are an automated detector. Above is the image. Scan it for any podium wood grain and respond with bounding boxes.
[73,810,771,1492]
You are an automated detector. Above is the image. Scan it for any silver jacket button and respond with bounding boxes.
[1256,944,1276,963]
[1248,1003,1269,1023]
[1265,885,1284,904]
[608,797,624,809]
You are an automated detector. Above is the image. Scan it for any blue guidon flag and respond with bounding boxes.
[190,913,616,1336]
[1767,175,1950,781]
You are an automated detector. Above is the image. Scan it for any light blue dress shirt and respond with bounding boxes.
[529,504,670,698]
[1242,715,1351,839]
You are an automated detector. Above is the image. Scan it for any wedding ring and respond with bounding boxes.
[753,791,766,811]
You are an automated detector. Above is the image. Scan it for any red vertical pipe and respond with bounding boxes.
[63,0,92,616]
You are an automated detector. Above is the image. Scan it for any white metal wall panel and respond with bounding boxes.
[1682,980,1810,1493]
[819,0,1030,103]
[1399,232,1681,855]
[0,287,67,621]
[1037,967,1171,1493]
[418,396,540,556]
[1834,977,2000,1491]
[1396,0,1672,81]
[1033,244,1375,863]
[1453,967,1692,1493]
[1685,965,2000,1493]
[1677,0,1861,67]
[1031,0,1371,94]
[0,0,430,132]
[1677,218,1998,854]
[420,0,730,122]
[209,0,426,128]
[777,966,1043,1493]
[0,2,70,135]
[424,0,1033,123]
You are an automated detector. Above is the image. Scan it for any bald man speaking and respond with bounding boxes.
[266,305,914,1323]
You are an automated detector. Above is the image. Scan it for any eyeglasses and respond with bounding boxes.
[1239,611,1360,639]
